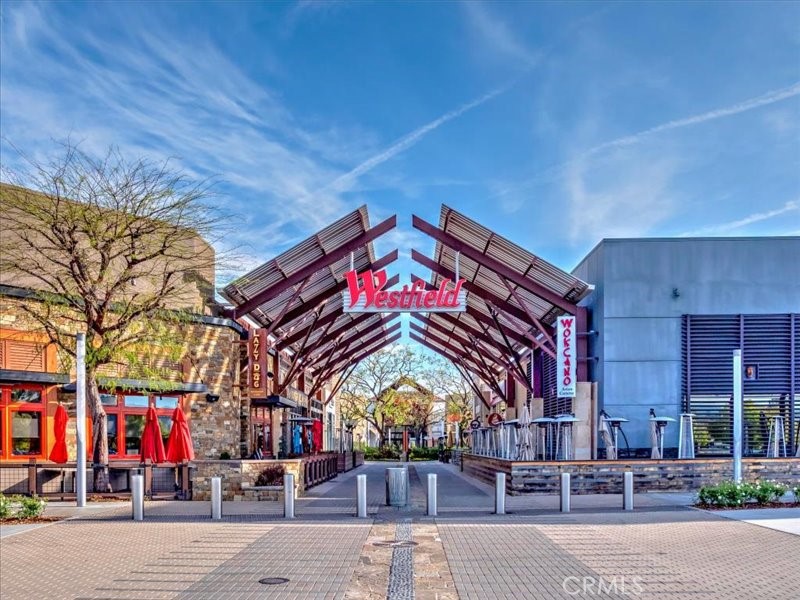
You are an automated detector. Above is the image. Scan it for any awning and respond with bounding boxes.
[410,205,592,403]
[63,378,208,394]
[251,394,298,409]
[0,369,70,385]
[221,206,400,397]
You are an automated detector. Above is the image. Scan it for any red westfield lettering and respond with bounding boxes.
[344,269,465,312]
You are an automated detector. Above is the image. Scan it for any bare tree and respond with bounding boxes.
[338,346,420,446]
[0,142,229,490]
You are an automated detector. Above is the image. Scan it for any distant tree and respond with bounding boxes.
[0,142,228,490]
[338,346,420,446]
[422,356,475,446]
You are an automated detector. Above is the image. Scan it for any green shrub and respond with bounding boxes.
[219,451,232,460]
[698,481,749,507]
[16,495,47,518]
[750,481,787,504]
[364,446,401,461]
[0,494,12,519]
[792,484,800,502]
[255,465,285,486]
[698,480,789,508]
[409,446,440,461]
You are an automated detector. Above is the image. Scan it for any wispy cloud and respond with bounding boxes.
[565,155,681,244]
[0,3,393,275]
[313,81,515,199]
[584,81,800,158]
[493,81,800,203]
[462,2,543,67]
[680,199,800,236]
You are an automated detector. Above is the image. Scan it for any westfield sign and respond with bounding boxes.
[343,269,466,313]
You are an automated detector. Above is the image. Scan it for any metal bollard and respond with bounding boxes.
[357,474,368,518]
[494,472,506,515]
[211,476,222,520]
[560,472,571,513]
[623,471,634,511]
[284,473,295,519]
[131,474,144,521]
[427,473,438,517]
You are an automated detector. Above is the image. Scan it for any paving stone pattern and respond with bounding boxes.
[1,461,798,600]
[386,520,414,600]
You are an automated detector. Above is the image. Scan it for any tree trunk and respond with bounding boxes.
[87,370,112,493]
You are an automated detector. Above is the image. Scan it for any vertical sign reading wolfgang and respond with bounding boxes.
[557,316,576,398]
[249,328,268,398]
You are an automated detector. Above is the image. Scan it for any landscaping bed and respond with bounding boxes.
[0,493,49,523]
[695,480,800,509]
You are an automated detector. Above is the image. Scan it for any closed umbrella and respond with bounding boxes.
[649,408,661,459]
[598,411,616,460]
[516,404,535,461]
[140,406,166,464]
[165,407,195,463]
[49,403,69,463]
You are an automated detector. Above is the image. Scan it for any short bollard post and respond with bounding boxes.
[623,471,634,511]
[357,474,368,518]
[560,472,571,513]
[284,473,295,519]
[211,476,222,520]
[494,472,506,515]
[131,474,144,521]
[427,473,438,517]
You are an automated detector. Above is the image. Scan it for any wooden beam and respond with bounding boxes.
[412,215,576,314]
[233,215,397,317]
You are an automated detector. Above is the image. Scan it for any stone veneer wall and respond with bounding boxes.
[191,459,304,501]
[462,454,800,495]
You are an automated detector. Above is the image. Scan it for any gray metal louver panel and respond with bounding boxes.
[683,313,799,456]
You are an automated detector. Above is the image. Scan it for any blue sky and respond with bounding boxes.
[2,0,799,288]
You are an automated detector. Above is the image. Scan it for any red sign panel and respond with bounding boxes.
[343,269,466,313]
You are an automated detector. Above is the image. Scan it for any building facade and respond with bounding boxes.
[572,237,800,456]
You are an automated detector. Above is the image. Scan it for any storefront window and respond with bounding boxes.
[124,395,149,408]
[100,392,183,458]
[12,410,42,455]
[12,389,42,403]
[155,396,179,410]
[107,414,118,455]
[125,414,145,455]
[1,385,46,459]
[158,415,171,449]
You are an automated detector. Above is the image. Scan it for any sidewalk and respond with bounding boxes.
[1,461,797,600]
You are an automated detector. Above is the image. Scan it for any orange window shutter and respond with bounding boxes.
[0,340,5,368]
[5,340,46,372]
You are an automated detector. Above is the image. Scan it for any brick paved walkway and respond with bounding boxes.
[1,461,797,599]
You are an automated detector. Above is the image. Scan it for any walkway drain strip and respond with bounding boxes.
[387,519,414,600]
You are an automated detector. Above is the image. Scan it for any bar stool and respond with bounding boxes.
[555,414,580,460]
[678,413,696,458]
[766,416,787,458]
[533,417,555,460]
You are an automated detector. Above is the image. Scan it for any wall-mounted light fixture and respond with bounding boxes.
[672,287,681,299]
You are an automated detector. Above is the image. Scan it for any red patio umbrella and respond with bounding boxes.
[312,419,323,453]
[166,406,195,463]
[49,403,69,463]
[140,406,166,463]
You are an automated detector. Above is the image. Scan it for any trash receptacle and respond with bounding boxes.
[385,467,409,506]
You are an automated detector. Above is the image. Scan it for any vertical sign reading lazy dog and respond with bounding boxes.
[557,316,576,398]
[249,328,268,397]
